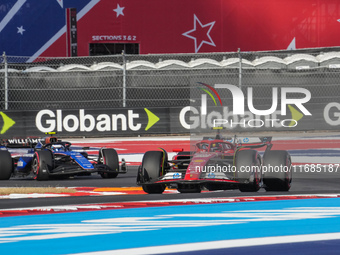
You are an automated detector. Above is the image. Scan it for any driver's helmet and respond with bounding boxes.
[211,143,221,151]
[51,145,58,152]
[51,144,63,152]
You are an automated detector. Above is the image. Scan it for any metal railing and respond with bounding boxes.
[1,48,340,111]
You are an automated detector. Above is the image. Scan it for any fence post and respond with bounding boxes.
[122,50,126,107]
[238,48,242,89]
[2,52,8,110]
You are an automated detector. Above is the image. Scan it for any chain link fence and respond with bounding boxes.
[1,48,340,111]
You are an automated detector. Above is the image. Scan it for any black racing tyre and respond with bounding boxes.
[100,149,119,178]
[263,150,292,191]
[236,150,262,192]
[0,150,13,180]
[32,150,53,181]
[140,151,166,194]
[142,184,165,194]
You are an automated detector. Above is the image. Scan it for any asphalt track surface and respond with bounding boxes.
[1,166,340,209]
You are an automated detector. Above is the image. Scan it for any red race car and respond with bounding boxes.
[137,132,292,194]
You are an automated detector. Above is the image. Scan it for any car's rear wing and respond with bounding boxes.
[1,138,44,148]
[237,136,273,152]
[259,137,272,143]
[2,132,61,148]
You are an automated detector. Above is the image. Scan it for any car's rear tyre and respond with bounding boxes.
[236,150,262,192]
[100,149,119,178]
[0,151,13,180]
[142,184,165,194]
[32,151,53,181]
[263,150,292,191]
[140,151,166,194]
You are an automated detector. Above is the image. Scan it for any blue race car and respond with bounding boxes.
[0,135,127,181]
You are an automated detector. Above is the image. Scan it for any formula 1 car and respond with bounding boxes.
[137,131,292,194]
[0,134,127,181]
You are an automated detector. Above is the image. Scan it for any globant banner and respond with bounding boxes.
[0,104,339,138]
[0,108,171,138]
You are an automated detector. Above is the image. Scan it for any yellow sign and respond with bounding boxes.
[144,108,160,131]
[0,112,15,134]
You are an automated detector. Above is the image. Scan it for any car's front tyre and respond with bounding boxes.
[100,148,119,178]
[263,150,292,191]
[32,150,53,181]
[236,149,262,192]
[139,151,166,194]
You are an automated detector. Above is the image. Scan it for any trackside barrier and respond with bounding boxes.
[0,105,336,138]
